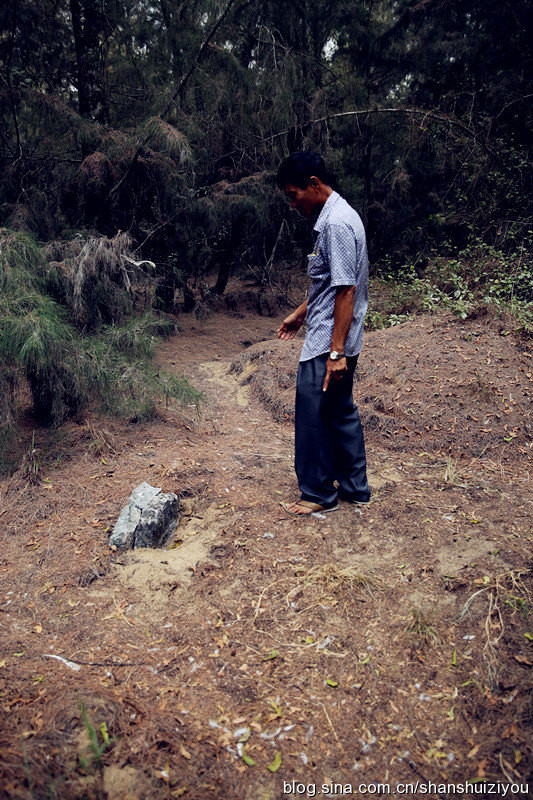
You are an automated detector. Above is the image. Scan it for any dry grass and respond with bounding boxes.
[70,233,134,327]
[300,562,377,596]
[405,608,442,648]
[84,422,118,458]
[459,570,532,685]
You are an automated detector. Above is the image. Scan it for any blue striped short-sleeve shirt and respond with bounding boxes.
[299,191,369,363]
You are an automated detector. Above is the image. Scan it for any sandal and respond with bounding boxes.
[283,499,339,516]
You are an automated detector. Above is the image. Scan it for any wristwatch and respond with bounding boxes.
[329,351,346,361]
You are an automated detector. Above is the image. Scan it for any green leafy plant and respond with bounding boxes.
[78,698,112,769]
[370,242,532,335]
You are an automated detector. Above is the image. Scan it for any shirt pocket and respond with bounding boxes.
[307,250,327,279]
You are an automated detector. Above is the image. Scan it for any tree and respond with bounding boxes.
[69,0,110,124]
[0,0,530,270]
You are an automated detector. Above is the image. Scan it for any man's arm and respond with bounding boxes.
[277,299,308,340]
[323,285,355,392]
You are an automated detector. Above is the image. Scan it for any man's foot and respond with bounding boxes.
[338,490,371,505]
[283,499,339,516]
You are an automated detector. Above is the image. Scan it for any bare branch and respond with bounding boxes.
[257,106,496,156]
[159,0,237,121]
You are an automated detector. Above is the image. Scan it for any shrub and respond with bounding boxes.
[369,243,533,334]
[0,229,201,468]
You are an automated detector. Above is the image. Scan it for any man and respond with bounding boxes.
[276,151,370,515]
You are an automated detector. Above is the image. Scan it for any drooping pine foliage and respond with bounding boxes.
[0,0,529,261]
[0,229,200,466]
[0,231,78,425]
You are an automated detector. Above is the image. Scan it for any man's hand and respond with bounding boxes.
[323,356,348,392]
[277,302,307,340]
[277,312,302,340]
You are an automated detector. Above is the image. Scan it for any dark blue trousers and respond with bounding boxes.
[295,354,370,506]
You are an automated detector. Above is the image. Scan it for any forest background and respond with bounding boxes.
[0,0,531,460]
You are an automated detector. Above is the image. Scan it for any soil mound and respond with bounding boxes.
[231,312,532,461]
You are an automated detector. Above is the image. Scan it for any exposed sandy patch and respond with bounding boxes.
[198,360,251,408]
[109,502,240,608]
[436,537,500,577]
[102,766,147,800]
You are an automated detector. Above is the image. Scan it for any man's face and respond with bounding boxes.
[283,181,320,218]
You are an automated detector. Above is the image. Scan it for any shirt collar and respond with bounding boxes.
[313,191,340,234]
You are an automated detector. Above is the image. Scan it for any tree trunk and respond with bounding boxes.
[69,0,108,125]
[214,259,232,296]
[214,218,241,295]
[182,283,196,313]
[363,133,373,229]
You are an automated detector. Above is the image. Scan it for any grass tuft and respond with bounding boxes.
[405,608,441,648]
[303,563,377,597]
[459,570,531,686]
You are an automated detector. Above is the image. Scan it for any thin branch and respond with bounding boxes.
[107,0,237,202]
[133,211,181,252]
[256,106,496,156]
[252,26,346,90]
[198,105,500,177]
[492,93,533,123]
[160,0,237,121]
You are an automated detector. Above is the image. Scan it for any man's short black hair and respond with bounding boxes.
[276,150,332,190]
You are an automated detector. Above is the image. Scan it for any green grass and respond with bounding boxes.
[84,337,202,421]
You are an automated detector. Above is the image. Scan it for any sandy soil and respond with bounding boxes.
[0,305,532,800]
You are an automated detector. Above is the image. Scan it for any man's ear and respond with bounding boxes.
[309,176,319,189]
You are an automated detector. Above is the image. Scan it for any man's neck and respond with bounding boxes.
[316,184,333,207]
[311,186,334,225]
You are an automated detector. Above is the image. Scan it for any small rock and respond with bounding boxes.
[134,493,180,549]
[109,482,179,550]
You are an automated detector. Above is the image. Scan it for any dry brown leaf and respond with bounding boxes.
[476,758,489,778]
[467,744,480,759]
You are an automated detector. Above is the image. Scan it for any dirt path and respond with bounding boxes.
[1,310,532,799]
